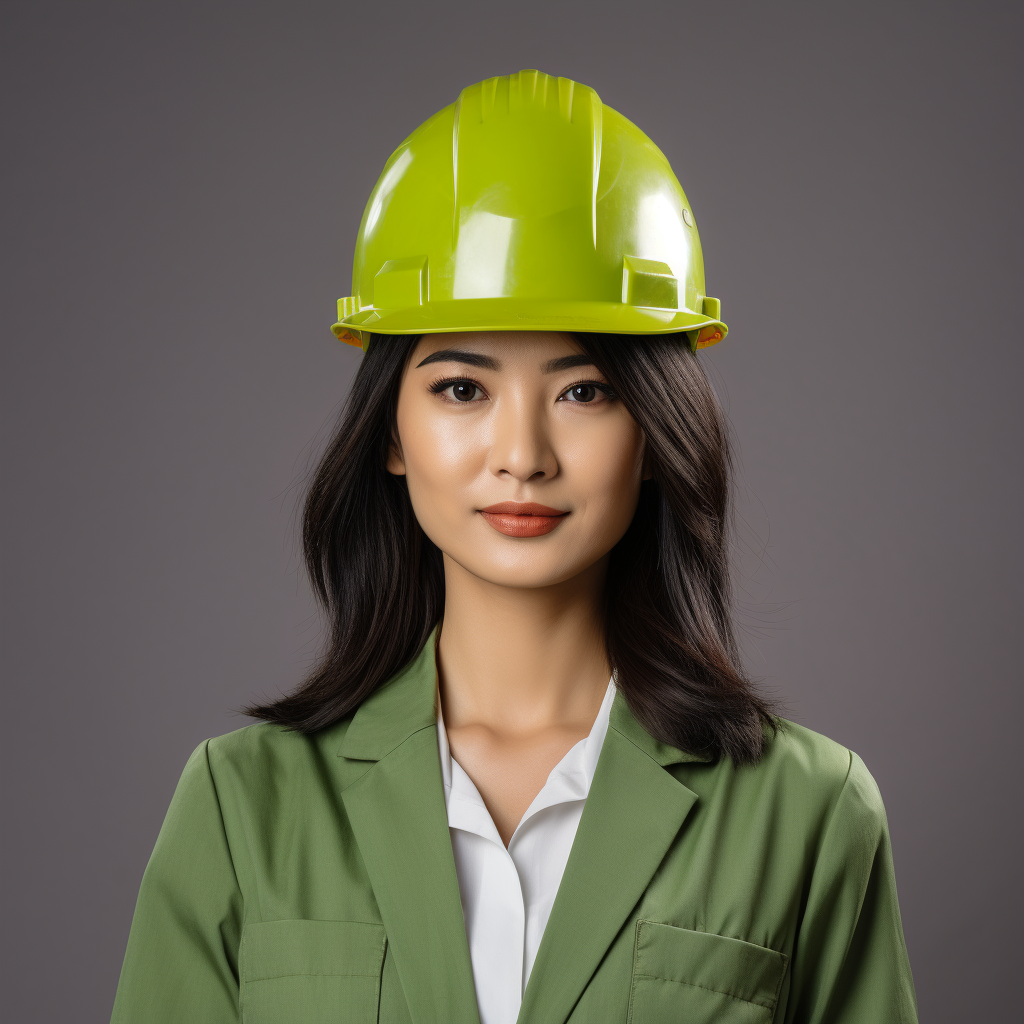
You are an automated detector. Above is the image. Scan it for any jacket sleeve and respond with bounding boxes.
[110,739,243,1023]
[783,751,919,1024]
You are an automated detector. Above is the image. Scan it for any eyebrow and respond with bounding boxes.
[542,353,596,373]
[416,349,500,370]
[414,350,597,374]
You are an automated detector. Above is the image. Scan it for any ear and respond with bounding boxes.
[386,433,406,476]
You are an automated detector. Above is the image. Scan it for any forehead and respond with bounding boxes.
[408,331,583,369]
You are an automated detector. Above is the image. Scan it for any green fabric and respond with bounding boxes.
[111,633,918,1023]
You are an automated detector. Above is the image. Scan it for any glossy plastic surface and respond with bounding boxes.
[332,70,727,353]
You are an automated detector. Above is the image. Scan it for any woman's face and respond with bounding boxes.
[387,331,648,590]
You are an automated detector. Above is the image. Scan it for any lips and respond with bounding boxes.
[478,501,570,538]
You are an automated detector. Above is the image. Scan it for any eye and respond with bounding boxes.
[558,380,616,404]
[429,376,486,403]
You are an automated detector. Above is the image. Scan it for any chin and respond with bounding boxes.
[446,548,596,591]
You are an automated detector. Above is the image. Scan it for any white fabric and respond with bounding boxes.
[436,675,616,1024]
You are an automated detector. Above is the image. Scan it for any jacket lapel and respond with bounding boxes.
[515,688,710,1024]
[336,633,709,1024]
[337,632,481,1024]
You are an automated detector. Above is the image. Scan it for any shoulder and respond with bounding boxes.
[692,718,888,842]
[183,717,355,800]
[756,718,853,787]
[749,718,889,836]
[771,717,883,794]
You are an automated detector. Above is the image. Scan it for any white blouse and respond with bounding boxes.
[435,675,617,1024]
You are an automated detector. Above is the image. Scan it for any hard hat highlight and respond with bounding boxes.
[332,70,727,354]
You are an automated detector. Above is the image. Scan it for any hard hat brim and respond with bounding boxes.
[331,298,727,346]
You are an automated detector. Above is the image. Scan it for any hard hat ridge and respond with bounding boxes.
[463,69,588,123]
[332,70,727,354]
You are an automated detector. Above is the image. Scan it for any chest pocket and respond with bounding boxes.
[627,921,788,1024]
[240,919,387,1024]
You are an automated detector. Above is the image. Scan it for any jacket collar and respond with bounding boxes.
[337,628,712,767]
[336,631,441,761]
[335,628,710,1024]
[606,683,714,767]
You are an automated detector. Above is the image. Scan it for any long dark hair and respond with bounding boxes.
[246,332,779,764]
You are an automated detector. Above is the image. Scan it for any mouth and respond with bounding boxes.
[477,501,570,538]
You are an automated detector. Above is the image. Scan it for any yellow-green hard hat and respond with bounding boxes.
[332,69,727,355]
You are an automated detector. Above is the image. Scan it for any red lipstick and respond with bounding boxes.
[478,501,570,538]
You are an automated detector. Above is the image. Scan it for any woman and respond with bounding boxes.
[111,71,918,1023]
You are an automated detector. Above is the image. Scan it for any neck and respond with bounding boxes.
[435,553,612,734]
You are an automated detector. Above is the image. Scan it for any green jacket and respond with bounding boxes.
[111,635,918,1023]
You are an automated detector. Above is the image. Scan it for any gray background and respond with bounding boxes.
[3,1,1021,1021]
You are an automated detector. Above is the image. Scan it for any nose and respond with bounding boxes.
[486,392,558,483]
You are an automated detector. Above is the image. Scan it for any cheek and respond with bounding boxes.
[564,417,645,521]
[397,401,483,518]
